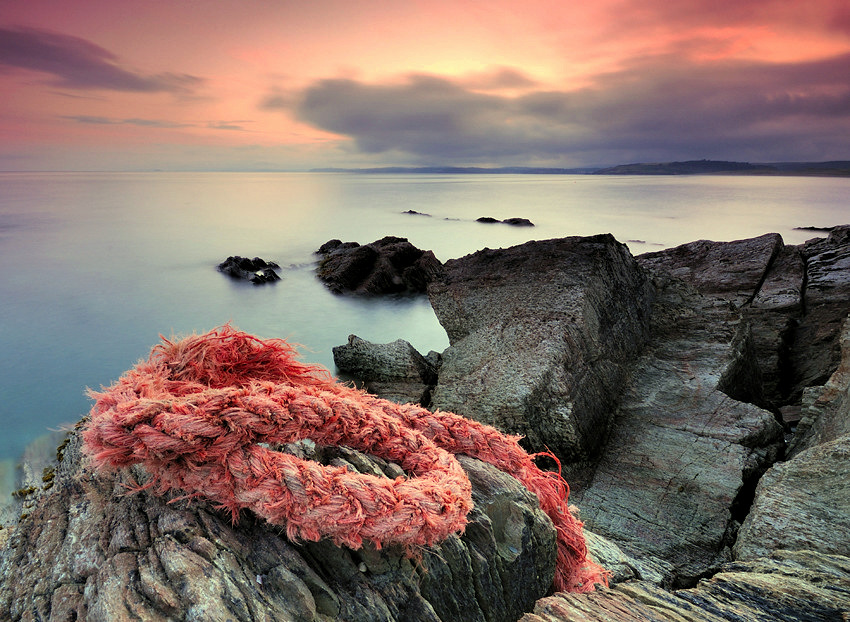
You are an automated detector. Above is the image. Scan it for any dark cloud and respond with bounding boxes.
[293,55,850,164]
[63,115,191,128]
[0,26,202,93]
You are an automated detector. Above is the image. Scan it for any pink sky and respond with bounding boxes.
[1,0,849,170]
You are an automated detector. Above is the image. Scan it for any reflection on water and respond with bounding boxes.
[0,172,848,460]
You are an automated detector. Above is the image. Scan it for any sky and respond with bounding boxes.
[1,0,849,171]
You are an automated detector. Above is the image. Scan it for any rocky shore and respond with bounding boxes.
[2,227,850,620]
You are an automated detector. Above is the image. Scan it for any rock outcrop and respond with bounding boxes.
[522,549,850,622]
[316,237,444,295]
[218,256,281,283]
[0,432,556,622]
[428,235,654,461]
[333,335,439,406]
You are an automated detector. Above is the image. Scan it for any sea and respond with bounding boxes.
[1,171,848,469]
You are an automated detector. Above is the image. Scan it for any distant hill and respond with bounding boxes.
[310,166,600,174]
[594,159,850,176]
[309,161,850,177]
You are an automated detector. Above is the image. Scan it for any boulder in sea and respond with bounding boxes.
[316,236,444,295]
[218,256,281,284]
[474,217,534,226]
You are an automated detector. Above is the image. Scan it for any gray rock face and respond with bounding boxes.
[428,235,654,461]
[0,432,556,622]
[788,316,850,456]
[333,335,439,406]
[522,549,850,622]
[637,233,783,308]
[734,434,850,562]
[571,271,784,586]
[316,237,444,295]
[789,225,850,396]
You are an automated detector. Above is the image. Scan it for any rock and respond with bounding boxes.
[734,433,850,561]
[502,217,534,227]
[788,316,850,455]
[218,256,281,284]
[788,225,850,397]
[332,335,438,406]
[316,236,444,295]
[333,335,437,385]
[637,233,783,308]
[522,549,850,622]
[571,270,784,586]
[0,430,557,622]
[402,210,431,216]
[428,235,654,461]
[474,217,534,226]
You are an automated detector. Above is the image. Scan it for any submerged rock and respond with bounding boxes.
[316,236,443,295]
[218,256,281,284]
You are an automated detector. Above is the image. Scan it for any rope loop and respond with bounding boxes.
[82,325,606,592]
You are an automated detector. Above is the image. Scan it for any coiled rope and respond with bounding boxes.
[82,326,606,592]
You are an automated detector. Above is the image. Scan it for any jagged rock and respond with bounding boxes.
[734,433,850,561]
[333,335,437,385]
[218,256,281,283]
[789,225,850,396]
[637,233,783,308]
[428,235,654,461]
[522,549,850,622]
[316,237,444,295]
[333,335,438,406]
[788,315,850,455]
[0,431,556,622]
[571,271,784,586]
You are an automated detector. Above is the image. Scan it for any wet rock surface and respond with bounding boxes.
[218,255,281,283]
[0,435,555,622]
[316,236,444,295]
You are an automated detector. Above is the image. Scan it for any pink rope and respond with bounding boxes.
[82,326,606,592]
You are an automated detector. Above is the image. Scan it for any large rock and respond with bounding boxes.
[0,430,556,622]
[637,233,783,308]
[789,225,850,397]
[734,434,850,562]
[316,237,444,295]
[571,270,784,586]
[428,235,654,461]
[522,549,850,621]
[333,335,438,406]
[788,315,850,456]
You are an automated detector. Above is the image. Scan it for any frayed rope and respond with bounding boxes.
[82,325,607,592]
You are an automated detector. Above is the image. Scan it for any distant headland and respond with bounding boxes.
[311,160,850,177]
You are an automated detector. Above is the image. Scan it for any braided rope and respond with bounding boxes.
[82,326,606,592]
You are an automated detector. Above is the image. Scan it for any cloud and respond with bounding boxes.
[293,55,850,164]
[62,115,192,128]
[0,26,202,93]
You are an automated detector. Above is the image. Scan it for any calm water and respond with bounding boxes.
[1,171,848,462]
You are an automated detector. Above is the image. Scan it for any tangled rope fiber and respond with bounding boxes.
[82,326,606,593]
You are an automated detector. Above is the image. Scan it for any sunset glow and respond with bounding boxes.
[1,0,849,170]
